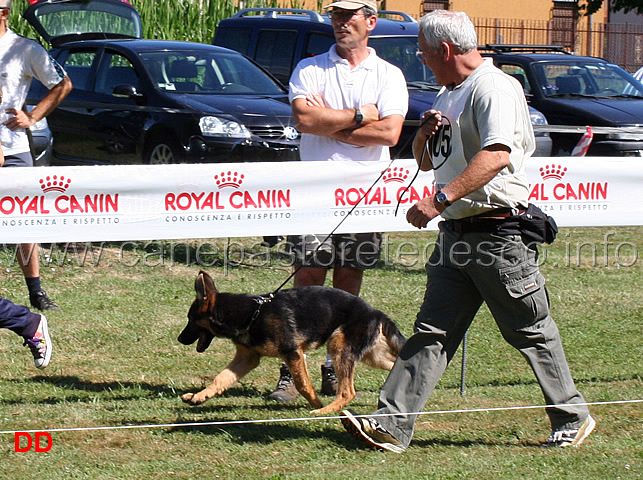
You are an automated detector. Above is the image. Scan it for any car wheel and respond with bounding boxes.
[145,138,178,164]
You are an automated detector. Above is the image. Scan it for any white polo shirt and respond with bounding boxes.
[0,29,67,156]
[289,45,408,162]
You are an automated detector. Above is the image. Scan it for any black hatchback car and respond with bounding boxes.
[24,0,300,165]
[483,44,643,156]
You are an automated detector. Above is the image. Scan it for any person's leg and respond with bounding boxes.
[294,266,328,287]
[4,154,60,311]
[332,267,363,296]
[346,226,483,449]
[0,297,52,369]
[0,297,40,338]
[468,233,590,432]
[269,235,331,402]
[327,232,380,393]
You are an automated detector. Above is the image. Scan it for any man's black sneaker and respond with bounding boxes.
[30,290,61,311]
[261,236,284,248]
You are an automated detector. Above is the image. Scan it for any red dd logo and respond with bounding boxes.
[14,432,53,452]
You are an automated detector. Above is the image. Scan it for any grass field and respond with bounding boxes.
[0,227,641,479]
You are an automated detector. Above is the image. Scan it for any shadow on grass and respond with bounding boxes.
[4,375,178,404]
[162,420,533,449]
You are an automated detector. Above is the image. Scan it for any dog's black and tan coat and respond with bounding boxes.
[178,270,406,414]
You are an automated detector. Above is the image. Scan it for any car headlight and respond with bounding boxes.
[199,116,251,139]
[529,109,548,126]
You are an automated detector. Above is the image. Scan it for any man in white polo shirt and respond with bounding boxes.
[267,0,408,403]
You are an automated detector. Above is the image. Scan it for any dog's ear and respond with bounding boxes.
[195,270,218,311]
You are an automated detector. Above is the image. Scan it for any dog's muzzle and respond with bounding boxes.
[178,324,214,352]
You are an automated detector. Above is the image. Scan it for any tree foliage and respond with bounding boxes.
[582,0,643,16]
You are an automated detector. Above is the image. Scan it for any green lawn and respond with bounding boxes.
[1,227,641,479]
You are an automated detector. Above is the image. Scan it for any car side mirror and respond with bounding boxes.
[112,84,143,100]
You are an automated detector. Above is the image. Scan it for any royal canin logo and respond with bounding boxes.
[214,171,244,189]
[382,167,410,184]
[335,170,435,207]
[529,164,607,201]
[39,175,71,193]
[165,172,290,211]
[0,177,119,215]
[539,164,567,181]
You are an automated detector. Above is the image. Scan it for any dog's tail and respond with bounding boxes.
[381,315,407,355]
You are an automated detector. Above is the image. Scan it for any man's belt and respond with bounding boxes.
[443,207,526,235]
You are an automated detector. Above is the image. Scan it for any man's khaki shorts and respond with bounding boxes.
[286,232,382,269]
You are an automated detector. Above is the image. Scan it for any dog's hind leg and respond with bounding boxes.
[182,345,260,405]
[311,334,357,414]
[284,350,323,410]
[360,322,402,371]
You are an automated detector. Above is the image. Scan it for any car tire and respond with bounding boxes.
[145,137,179,164]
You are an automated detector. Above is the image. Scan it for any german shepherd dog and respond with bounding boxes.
[178,270,406,414]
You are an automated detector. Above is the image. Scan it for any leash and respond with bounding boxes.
[249,158,395,320]
[393,112,449,216]
[250,112,442,319]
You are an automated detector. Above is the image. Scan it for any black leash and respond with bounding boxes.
[270,159,393,296]
[394,112,447,216]
[250,112,442,319]
[248,158,394,321]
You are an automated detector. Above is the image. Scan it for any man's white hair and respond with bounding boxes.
[419,10,478,54]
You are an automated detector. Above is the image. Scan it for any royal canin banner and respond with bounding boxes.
[1,157,641,243]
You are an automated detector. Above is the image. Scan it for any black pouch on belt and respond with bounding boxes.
[516,203,558,245]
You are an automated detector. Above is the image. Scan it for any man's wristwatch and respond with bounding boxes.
[435,191,452,207]
[354,107,363,124]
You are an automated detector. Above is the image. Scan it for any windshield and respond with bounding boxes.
[139,51,286,95]
[369,36,437,84]
[535,61,643,98]
[29,1,141,40]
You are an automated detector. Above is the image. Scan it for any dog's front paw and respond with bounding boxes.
[181,392,196,403]
[181,392,208,405]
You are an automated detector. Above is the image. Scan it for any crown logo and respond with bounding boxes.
[539,164,568,181]
[382,166,410,184]
[214,171,244,189]
[39,175,71,193]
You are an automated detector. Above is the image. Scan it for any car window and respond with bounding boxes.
[28,1,141,40]
[498,64,532,94]
[534,61,643,97]
[139,51,285,95]
[369,36,436,84]
[213,26,253,55]
[255,29,298,85]
[303,32,335,58]
[94,52,139,95]
[60,51,97,91]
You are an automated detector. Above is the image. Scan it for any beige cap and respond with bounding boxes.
[325,0,378,12]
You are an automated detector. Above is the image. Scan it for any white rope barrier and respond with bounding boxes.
[1,399,640,435]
